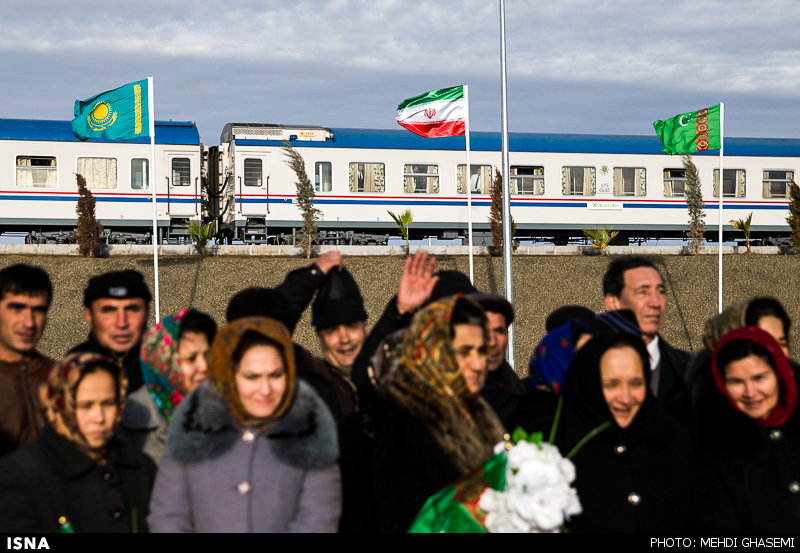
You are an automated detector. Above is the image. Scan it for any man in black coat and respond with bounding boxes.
[603,255,690,412]
[471,292,528,427]
[70,270,151,394]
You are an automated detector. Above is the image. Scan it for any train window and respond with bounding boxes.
[131,159,149,190]
[613,167,646,196]
[15,156,57,188]
[762,170,793,198]
[348,163,385,193]
[244,158,262,187]
[511,166,544,195]
[562,166,595,195]
[713,169,746,197]
[457,165,492,194]
[77,157,117,189]
[315,162,332,192]
[404,164,439,194]
[172,158,191,186]
[663,168,686,197]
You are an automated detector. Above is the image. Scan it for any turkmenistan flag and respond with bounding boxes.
[71,79,150,141]
[653,104,721,155]
[396,85,465,138]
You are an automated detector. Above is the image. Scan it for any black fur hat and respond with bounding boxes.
[312,268,367,330]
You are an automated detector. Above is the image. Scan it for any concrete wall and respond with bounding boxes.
[2,250,798,373]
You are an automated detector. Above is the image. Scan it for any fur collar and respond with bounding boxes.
[166,379,338,470]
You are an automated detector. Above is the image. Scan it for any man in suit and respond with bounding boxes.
[603,255,689,407]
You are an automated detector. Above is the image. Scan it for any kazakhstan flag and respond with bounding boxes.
[71,79,150,141]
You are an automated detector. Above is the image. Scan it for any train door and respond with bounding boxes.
[166,152,200,217]
[237,152,269,218]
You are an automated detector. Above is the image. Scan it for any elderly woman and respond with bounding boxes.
[120,308,217,463]
[692,326,800,532]
[370,295,506,532]
[147,316,341,533]
[0,352,155,532]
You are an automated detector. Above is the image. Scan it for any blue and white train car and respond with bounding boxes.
[0,119,203,243]
[218,123,798,245]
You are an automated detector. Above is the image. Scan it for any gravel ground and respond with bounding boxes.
[3,253,797,373]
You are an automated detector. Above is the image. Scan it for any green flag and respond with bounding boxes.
[653,104,721,155]
[71,79,150,141]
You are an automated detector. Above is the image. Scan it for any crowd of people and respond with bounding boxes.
[0,253,797,533]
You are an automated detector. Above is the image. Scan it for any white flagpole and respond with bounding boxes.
[717,102,724,313]
[464,85,475,283]
[148,76,160,321]
[499,0,515,368]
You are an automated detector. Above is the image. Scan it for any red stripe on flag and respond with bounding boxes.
[396,119,465,138]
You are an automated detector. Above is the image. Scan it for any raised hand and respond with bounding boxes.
[396,252,438,315]
[313,251,343,275]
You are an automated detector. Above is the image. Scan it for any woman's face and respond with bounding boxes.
[74,369,119,449]
[178,330,210,393]
[235,344,287,418]
[452,323,488,394]
[757,315,790,358]
[600,345,647,428]
[723,354,779,420]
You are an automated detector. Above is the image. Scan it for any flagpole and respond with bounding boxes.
[717,102,725,313]
[148,76,160,321]
[464,85,475,283]
[499,0,515,368]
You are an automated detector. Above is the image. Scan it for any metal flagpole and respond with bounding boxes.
[499,0,515,368]
[464,84,475,283]
[148,76,160,321]
[717,102,725,313]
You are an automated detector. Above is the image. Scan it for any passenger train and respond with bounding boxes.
[1,118,797,245]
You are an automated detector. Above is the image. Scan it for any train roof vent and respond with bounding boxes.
[221,123,333,143]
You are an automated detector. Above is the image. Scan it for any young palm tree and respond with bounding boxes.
[583,228,618,256]
[388,209,413,254]
[731,212,753,254]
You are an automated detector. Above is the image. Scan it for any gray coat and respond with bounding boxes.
[148,379,341,533]
[119,386,168,464]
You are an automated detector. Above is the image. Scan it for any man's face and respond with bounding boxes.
[84,298,148,355]
[0,292,49,361]
[486,311,509,372]
[604,266,666,342]
[317,321,368,371]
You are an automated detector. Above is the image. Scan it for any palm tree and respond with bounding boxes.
[731,212,753,253]
[388,209,413,254]
[583,228,619,256]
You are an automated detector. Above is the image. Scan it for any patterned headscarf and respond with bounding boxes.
[397,295,488,415]
[140,308,207,421]
[207,316,297,430]
[528,320,587,395]
[39,351,127,463]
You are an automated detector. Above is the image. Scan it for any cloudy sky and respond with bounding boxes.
[2,0,798,144]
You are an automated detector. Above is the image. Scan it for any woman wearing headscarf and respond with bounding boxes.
[370,295,506,532]
[515,325,696,532]
[0,351,155,532]
[686,296,792,386]
[147,316,341,533]
[120,308,217,463]
[692,326,800,532]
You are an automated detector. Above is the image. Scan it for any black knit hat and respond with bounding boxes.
[469,292,514,326]
[545,304,595,332]
[226,287,297,332]
[83,270,152,307]
[312,268,367,330]
[429,270,476,302]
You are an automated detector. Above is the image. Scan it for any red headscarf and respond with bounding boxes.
[711,326,797,427]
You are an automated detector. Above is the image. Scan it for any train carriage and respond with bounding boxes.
[216,123,798,245]
[0,119,203,243]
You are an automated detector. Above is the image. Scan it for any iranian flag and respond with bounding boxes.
[653,104,721,155]
[396,85,466,138]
